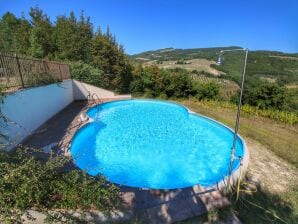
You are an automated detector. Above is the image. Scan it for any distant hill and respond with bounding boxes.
[130,47,298,85]
[131,46,240,61]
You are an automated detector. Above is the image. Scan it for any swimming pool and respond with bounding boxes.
[70,99,247,189]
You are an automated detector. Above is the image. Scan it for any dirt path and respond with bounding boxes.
[246,137,297,193]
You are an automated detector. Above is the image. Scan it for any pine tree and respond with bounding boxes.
[54,13,77,60]
[0,12,31,54]
[54,11,93,62]
[29,6,54,58]
[14,15,31,55]
[91,28,131,93]
[0,12,20,51]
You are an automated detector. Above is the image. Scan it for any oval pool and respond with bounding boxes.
[70,99,246,189]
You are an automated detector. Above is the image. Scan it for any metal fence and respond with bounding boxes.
[0,52,71,92]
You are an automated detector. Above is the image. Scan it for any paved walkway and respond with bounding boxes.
[22,100,231,223]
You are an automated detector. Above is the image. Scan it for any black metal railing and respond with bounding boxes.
[0,52,71,92]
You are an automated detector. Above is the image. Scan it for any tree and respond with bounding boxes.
[14,15,31,54]
[75,12,93,62]
[91,28,132,93]
[131,66,196,98]
[54,11,93,62]
[0,12,19,51]
[54,13,77,60]
[29,6,54,58]
[0,9,132,93]
[0,12,31,54]
[242,82,291,110]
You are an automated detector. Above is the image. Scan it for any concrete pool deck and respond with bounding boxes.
[22,100,237,223]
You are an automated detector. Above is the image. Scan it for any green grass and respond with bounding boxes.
[179,99,298,167]
[174,99,298,223]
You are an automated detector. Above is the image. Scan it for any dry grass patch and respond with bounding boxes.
[143,58,222,75]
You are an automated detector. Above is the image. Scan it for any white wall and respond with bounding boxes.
[0,80,74,150]
[0,79,131,150]
[72,80,115,100]
[72,80,131,100]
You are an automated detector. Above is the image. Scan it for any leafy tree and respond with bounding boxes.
[244,82,291,110]
[231,78,292,110]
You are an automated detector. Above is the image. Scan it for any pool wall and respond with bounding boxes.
[71,99,249,192]
[186,108,249,191]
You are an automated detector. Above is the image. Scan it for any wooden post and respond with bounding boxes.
[15,54,25,88]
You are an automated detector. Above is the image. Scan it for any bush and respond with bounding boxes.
[195,82,220,100]
[158,93,168,100]
[0,147,120,222]
[70,61,104,87]
[131,66,196,99]
[239,81,292,111]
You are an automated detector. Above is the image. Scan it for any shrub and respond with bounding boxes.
[131,66,196,99]
[70,61,104,87]
[241,82,291,110]
[0,147,120,222]
[158,93,168,100]
[195,82,220,100]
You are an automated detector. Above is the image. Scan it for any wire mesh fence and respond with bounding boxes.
[0,52,71,92]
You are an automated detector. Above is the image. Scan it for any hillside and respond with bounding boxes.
[131,47,298,85]
[142,58,222,76]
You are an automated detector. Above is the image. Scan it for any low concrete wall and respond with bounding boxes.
[72,80,115,100]
[0,79,131,150]
[72,80,131,100]
[0,80,74,150]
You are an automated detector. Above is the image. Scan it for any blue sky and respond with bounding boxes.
[0,0,297,54]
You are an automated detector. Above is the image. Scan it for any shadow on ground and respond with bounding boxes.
[118,185,230,224]
[176,175,297,224]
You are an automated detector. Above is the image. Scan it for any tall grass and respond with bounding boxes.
[189,99,298,125]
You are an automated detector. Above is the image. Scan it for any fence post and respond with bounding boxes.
[43,60,47,75]
[15,54,25,88]
[58,64,63,80]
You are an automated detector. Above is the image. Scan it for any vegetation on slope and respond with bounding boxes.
[131,47,298,113]
[131,46,241,61]
[132,47,298,86]
[0,8,132,93]
[131,66,220,100]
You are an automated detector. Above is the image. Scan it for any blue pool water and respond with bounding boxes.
[70,99,245,189]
